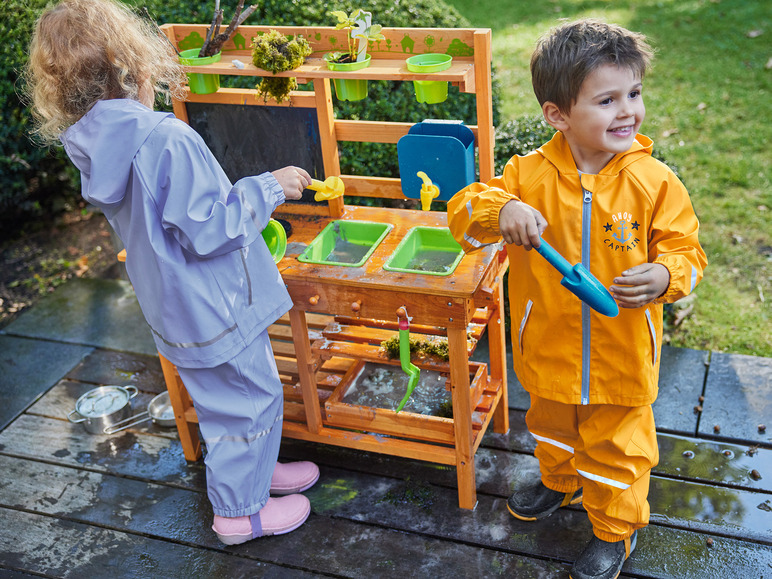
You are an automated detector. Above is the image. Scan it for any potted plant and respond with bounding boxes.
[179,0,258,94]
[251,30,312,103]
[323,9,385,101]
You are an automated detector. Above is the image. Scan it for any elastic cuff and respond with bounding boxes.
[594,528,636,543]
[211,496,268,518]
[542,478,582,494]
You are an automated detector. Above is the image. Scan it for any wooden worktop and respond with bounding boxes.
[275,205,501,328]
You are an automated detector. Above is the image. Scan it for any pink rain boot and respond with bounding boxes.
[212,494,311,545]
[270,461,320,495]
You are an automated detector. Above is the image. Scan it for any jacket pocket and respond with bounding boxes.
[518,299,534,355]
[645,308,658,366]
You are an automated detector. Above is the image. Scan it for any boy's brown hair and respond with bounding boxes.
[531,19,653,114]
[25,0,186,145]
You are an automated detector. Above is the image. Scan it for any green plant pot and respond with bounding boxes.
[383,227,464,276]
[262,219,287,264]
[179,48,221,95]
[325,54,371,102]
[405,54,453,104]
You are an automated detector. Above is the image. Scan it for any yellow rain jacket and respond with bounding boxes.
[448,132,707,407]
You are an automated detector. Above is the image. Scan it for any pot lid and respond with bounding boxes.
[75,386,132,418]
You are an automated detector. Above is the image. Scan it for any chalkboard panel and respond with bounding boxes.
[185,102,325,204]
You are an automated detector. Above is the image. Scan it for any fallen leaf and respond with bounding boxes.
[75,255,90,277]
[746,29,763,38]
[67,246,80,256]
[662,128,679,137]
[697,102,707,111]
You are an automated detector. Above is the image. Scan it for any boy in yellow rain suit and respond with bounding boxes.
[447,19,706,579]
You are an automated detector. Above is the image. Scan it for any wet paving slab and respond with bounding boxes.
[0,334,92,431]
[2,278,156,356]
[699,352,772,445]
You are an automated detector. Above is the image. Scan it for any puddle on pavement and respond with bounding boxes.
[656,433,770,488]
[342,363,451,415]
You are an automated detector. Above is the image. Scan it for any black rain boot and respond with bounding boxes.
[570,531,637,579]
[506,481,583,521]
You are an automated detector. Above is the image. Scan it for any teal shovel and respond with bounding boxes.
[534,239,619,317]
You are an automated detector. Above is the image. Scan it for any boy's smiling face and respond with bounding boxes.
[543,64,645,174]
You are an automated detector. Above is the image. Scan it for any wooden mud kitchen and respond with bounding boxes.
[154,22,509,509]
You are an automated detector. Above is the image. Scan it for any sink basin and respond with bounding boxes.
[297,220,393,267]
[383,226,464,276]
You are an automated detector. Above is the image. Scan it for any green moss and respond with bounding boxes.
[251,30,312,103]
[381,334,450,361]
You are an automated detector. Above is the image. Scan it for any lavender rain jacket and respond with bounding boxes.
[61,99,293,369]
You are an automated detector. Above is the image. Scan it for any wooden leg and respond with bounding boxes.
[448,327,477,510]
[288,307,323,434]
[489,275,510,434]
[158,353,202,462]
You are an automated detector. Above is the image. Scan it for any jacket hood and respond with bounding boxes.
[538,131,653,176]
[60,99,172,206]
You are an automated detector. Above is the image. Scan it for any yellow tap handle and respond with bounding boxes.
[308,177,345,202]
[416,171,439,211]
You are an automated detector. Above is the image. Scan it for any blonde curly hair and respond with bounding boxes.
[25,0,186,145]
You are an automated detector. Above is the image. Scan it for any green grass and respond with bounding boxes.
[445,0,771,357]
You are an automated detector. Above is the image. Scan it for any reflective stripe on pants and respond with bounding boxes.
[526,394,659,541]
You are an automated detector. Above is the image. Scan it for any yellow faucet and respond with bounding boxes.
[307,176,345,202]
[416,171,440,211]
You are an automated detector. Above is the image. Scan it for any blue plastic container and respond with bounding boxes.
[397,120,476,203]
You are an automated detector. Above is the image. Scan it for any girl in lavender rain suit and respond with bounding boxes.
[26,0,319,545]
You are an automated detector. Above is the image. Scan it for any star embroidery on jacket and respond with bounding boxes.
[604,222,613,232]
[631,221,640,230]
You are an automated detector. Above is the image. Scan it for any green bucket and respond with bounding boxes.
[405,54,453,104]
[179,48,221,95]
[262,219,287,264]
[325,54,371,101]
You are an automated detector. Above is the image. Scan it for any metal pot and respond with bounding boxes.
[67,385,138,434]
[103,391,176,434]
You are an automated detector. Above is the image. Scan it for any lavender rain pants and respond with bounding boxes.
[177,331,283,517]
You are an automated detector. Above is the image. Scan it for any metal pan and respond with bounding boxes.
[68,385,138,434]
[103,391,175,434]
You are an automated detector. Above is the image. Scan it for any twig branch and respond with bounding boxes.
[202,0,259,57]
[199,8,224,57]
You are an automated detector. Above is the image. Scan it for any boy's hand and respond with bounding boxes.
[610,263,670,308]
[498,200,548,250]
[272,166,312,200]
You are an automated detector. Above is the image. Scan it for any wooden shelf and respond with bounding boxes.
[183,55,476,92]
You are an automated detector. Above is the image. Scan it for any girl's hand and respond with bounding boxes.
[610,263,670,309]
[498,200,548,250]
[272,166,312,200]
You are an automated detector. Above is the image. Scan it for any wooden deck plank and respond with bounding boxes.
[2,344,770,578]
[0,508,319,578]
[0,457,570,578]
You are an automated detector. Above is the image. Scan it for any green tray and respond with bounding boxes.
[383,227,464,276]
[298,220,392,267]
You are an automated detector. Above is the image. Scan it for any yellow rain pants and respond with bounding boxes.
[526,394,659,542]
